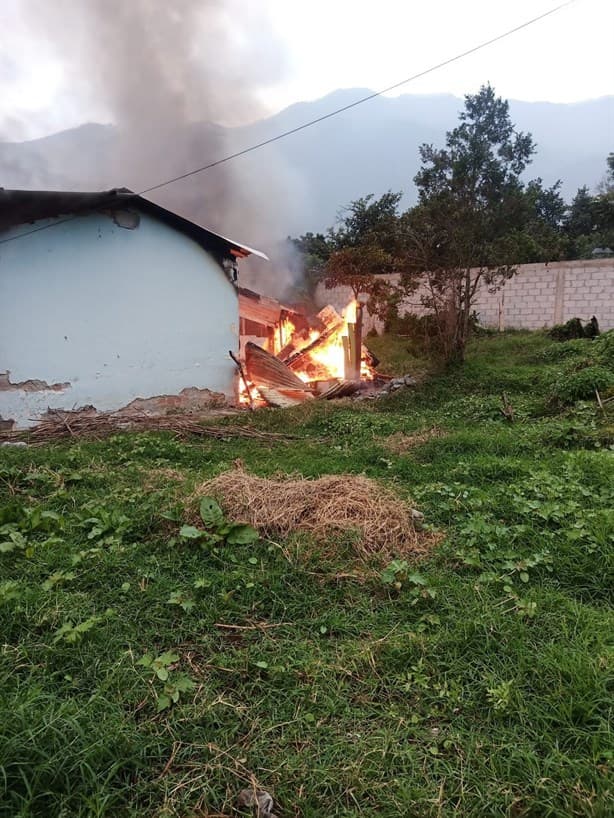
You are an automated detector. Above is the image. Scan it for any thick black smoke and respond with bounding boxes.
[1,0,309,297]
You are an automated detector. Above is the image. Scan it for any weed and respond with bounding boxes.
[380,560,436,604]
[137,651,195,711]
[486,679,515,712]
[53,613,110,644]
[177,496,259,547]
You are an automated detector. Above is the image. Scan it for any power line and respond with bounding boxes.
[1,0,577,247]
[140,0,577,196]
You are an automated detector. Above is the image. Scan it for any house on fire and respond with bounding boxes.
[0,188,266,429]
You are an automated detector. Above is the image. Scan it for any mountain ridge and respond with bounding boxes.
[1,91,612,237]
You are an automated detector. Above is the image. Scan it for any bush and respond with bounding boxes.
[539,338,594,363]
[548,316,600,341]
[550,365,614,405]
[593,329,614,365]
[384,310,487,357]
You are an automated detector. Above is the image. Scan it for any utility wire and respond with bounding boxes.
[0,0,577,246]
[140,0,577,195]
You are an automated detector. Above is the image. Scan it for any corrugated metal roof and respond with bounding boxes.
[0,187,268,261]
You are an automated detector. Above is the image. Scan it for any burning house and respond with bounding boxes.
[0,188,266,429]
[238,298,379,408]
[0,187,381,430]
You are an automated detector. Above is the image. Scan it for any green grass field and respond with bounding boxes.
[1,330,612,817]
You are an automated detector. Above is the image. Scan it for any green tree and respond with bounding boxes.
[566,186,595,237]
[291,192,405,313]
[323,245,398,319]
[329,191,404,254]
[596,151,614,195]
[404,84,559,363]
[287,232,333,300]
[563,155,614,259]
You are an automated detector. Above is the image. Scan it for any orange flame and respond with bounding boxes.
[239,299,375,406]
[288,299,375,384]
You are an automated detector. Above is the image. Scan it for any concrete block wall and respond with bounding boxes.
[315,259,614,332]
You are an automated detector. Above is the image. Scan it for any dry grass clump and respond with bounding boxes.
[195,468,431,561]
[383,426,445,454]
[141,467,187,492]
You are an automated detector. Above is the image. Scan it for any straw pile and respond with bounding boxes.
[0,411,297,445]
[196,469,427,560]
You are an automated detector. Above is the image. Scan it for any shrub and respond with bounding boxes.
[539,338,594,363]
[550,365,614,405]
[548,316,600,341]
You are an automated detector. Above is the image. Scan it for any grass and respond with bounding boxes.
[0,330,612,817]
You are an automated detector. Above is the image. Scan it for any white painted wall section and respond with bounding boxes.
[0,210,238,427]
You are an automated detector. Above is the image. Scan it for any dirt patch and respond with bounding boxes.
[141,467,188,492]
[382,427,445,454]
[194,468,434,562]
[121,387,229,414]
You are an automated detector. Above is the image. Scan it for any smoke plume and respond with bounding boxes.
[2,0,309,298]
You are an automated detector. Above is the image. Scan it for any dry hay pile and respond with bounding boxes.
[195,469,430,561]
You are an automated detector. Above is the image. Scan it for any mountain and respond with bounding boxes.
[1,90,612,237]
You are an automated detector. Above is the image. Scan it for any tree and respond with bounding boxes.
[596,151,614,195]
[291,191,405,314]
[323,191,405,318]
[329,191,404,255]
[323,245,398,319]
[287,232,333,300]
[404,84,559,363]
[563,155,614,259]
[566,186,595,238]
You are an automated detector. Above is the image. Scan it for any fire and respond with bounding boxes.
[281,299,375,385]
[343,299,357,324]
[276,315,296,353]
[299,333,344,380]
[238,298,377,407]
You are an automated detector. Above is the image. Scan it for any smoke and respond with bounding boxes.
[2,0,309,298]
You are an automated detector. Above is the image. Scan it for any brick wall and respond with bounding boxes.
[315,259,614,332]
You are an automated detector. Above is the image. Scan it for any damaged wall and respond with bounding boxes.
[0,210,238,428]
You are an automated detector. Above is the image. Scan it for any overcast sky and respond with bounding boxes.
[1,0,613,141]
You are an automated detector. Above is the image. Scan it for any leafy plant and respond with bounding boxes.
[77,503,131,545]
[0,507,64,556]
[0,580,23,604]
[486,680,514,712]
[380,561,436,603]
[42,570,76,591]
[167,590,195,613]
[53,615,103,644]
[137,651,195,711]
[178,497,258,547]
[0,526,30,555]
[550,365,614,405]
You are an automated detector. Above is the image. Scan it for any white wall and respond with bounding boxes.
[0,210,238,427]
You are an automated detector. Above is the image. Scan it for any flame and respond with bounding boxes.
[287,299,375,384]
[238,298,376,407]
[238,375,259,406]
[276,315,296,353]
[343,299,357,324]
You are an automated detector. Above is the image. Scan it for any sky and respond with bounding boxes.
[0,0,613,141]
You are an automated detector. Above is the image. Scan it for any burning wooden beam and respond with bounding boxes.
[244,342,314,408]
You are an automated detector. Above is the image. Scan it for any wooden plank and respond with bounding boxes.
[244,342,314,408]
